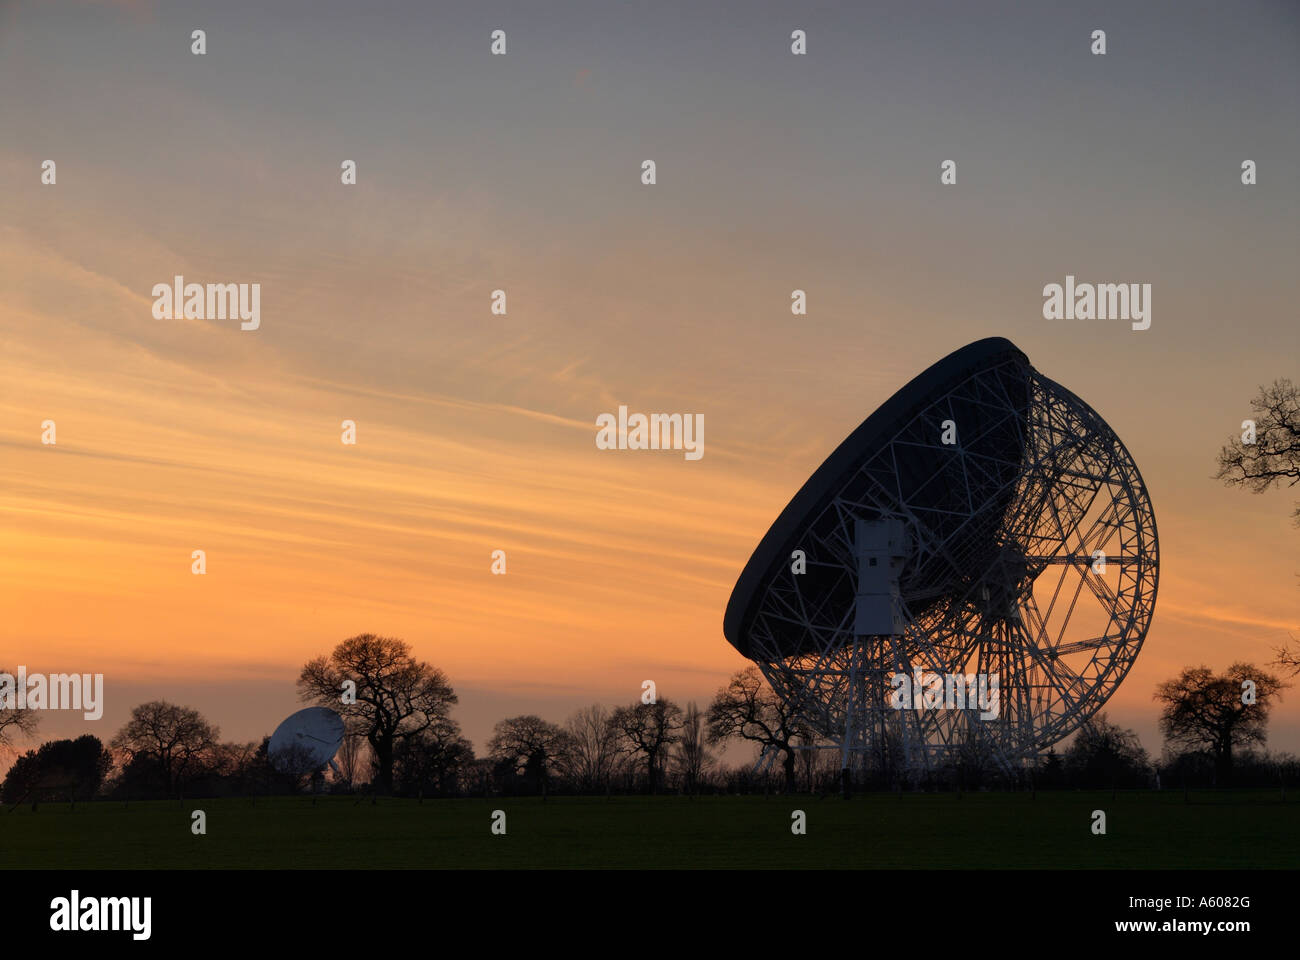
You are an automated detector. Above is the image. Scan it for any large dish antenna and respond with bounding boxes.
[724,338,1158,780]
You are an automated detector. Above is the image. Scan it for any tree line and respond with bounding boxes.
[2,635,1295,804]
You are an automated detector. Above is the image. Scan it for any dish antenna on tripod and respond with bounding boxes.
[723,337,1158,782]
[269,707,346,785]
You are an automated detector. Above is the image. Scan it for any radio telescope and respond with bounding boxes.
[269,707,346,785]
[723,338,1158,781]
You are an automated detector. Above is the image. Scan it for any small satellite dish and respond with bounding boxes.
[269,707,346,775]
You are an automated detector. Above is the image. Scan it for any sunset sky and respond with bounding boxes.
[2,0,1297,763]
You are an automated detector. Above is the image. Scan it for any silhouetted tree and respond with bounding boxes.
[212,740,261,796]
[334,729,370,789]
[231,736,308,796]
[297,634,457,794]
[564,704,620,794]
[1063,713,1151,789]
[0,667,41,748]
[110,701,219,798]
[2,735,111,805]
[609,699,683,794]
[674,701,712,795]
[269,739,329,792]
[394,720,474,798]
[1272,637,1300,679]
[1037,748,1065,789]
[935,726,1003,792]
[463,756,496,797]
[1216,377,1300,525]
[1159,744,1215,790]
[1155,663,1287,785]
[706,667,808,793]
[488,715,571,798]
[1216,379,1300,683]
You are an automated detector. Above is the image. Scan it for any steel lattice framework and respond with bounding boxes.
[724,341,1158,776]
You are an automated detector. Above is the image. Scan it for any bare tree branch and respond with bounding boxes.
[1216,378,1300,525]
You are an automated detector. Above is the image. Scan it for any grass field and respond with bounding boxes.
[2,790,1296,869]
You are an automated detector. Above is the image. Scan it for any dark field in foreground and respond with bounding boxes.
[2,790,1296,869]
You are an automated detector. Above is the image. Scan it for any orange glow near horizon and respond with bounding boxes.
[3,227,1296,754]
